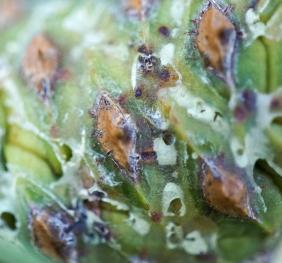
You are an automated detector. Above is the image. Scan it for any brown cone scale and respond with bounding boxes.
[22,33,60,99]
[30,208,78,263]
[196,6,236,81]
[202,163,255,219]
[92,92,138,174]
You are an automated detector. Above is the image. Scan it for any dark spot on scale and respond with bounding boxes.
[270,97,282,110]
[92,190,105,198]
[242,89,257,112]
[249,0,260,9]
[158,26,170,37]
[234,90,257,122]
[162,131,175,145]
[141,151,157,162]
[236,30,244,39]
[121,123,135,143]
[159,68,170,81]
[218,28,234,45]
[118,94,127,106]
[137,44,152,55]
[135,87,142,97]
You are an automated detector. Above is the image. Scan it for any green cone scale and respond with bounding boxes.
[0,0,282,262]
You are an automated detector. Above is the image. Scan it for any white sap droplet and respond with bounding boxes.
[127,214,151,236]
[159,43,175,65]
[230,137,248,168]
[153,137,177,166]
[182,231,208,255]
[162,183,186,216]
[165,222,183,249]
[165,223,209,256]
